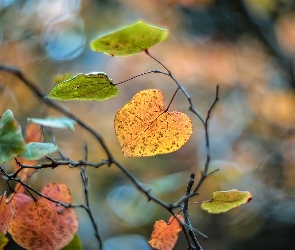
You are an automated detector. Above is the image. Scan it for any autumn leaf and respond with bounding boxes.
[28,117,76,130]
[148,215,184,250]
[62,234,82,250]
[8,183,79,250]
[47,72,118,101]
[19,142,58,160]
[114,89,193,157]
[90,20,168,57]
[0,232,8,250]
[0,194,14,235]
[24,123,42,143]
[201,189,253,214]
[0,109,26,164]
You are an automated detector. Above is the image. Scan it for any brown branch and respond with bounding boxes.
[183,173,203,250]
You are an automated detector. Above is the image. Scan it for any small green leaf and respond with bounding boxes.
[53,73,77,84]
[201,189,252,214]
[28,117,76,131]
[0,232,8,249]
[62,234,82,250]
[47,73,118,101]
[0,110,26,164]
[19,142,58,160]
[90,20,168,57]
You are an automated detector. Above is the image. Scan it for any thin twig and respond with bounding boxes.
[183,173,202,250]
[165,87,179,111]
[113,70,168,85]
[79,144,103,249]
[192,85,219,194]
[145,50,205,123]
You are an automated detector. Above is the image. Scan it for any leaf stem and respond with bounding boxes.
[113,70,168,85]
[145,50,205,123]
[165,87,179,112]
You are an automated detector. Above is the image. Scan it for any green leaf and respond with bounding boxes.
[0,110,26,164]
[201,189,252,214]
[90,20,168,57]
[53,73,77,84]
[62,234,82,250]
[47,73,118,101]
[27,117,76,131]
[19,142,58,160]
[0,232,8,249]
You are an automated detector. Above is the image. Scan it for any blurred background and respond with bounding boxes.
[1,0,295,249]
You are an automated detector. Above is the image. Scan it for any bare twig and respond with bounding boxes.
[145,50,205,123]
[113,69,168,85]
[192,85,219,194]
[183,173,203,250]
[79,144,103,249]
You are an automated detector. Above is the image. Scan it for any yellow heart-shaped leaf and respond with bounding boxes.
[114,89,193,157]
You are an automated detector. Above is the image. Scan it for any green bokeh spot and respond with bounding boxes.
[0,110,26,164]
[201,189,252,214]
[62,234,82,250]
[48,73,118,101]
[90,20,168,57]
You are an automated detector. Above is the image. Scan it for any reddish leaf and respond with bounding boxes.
[25,123,42,143]
[148,215,184,250]
[0,194,14,235]
[8,183,78,250]
[38,183,72,208]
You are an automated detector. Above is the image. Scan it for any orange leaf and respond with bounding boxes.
[25,123,42,143]
[8,183,78,250]
[0,194,14,235]
[148,215,184,250]
[115,89,193,157]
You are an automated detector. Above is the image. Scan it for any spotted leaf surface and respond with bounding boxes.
[0,194,14,235]
[48,73,118,101]
[0,110,26,164]
[201,189,253,214]
[148,215,184,250]
[8,183,78,250]
[114,89,193,157]
[91,21,168,57]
